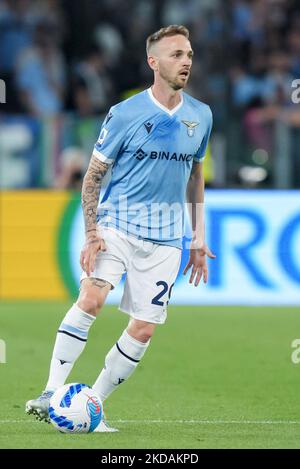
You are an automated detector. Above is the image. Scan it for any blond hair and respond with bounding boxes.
[146,25,190,55]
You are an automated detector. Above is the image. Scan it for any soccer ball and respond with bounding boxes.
[49,383,103,433]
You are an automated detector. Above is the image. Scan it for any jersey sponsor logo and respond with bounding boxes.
[144,121,153,134]
[134,148,193,162]
[181,120,199,137]
[98,128,108,146]
[134,148,147,160]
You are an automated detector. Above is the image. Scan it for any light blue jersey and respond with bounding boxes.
[93,88,212,248]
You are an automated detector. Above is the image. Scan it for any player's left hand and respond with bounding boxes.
[183,243,216,286]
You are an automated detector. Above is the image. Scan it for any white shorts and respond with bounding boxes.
[80,227,181,324]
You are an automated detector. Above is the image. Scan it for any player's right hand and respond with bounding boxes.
[80,232,106,277]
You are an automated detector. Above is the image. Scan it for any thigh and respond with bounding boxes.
[120,244,181,324]
[78,277,112,315]
[80,227,128,289]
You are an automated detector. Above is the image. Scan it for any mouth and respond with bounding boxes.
[179,70,189,79]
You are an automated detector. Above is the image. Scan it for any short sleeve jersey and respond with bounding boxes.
[93,88,212,248]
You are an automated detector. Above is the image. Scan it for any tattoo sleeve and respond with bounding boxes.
[81,155,109,235]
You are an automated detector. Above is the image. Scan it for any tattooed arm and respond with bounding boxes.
[80,155,110,276]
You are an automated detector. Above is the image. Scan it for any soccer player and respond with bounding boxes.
[26,24,215,432]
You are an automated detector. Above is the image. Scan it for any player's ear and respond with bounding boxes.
[147,55,158,72]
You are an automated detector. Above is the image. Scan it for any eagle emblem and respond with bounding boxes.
[181,120,199,137]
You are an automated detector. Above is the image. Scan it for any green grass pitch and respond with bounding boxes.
[0,301,300,449]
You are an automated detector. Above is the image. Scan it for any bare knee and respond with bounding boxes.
[127,319,156,343]
[77,278,111,316]
[77,295,101,316]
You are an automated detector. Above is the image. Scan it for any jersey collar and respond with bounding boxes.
[147,87,183,116]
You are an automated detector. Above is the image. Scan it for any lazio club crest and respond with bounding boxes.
[181,120,199,137]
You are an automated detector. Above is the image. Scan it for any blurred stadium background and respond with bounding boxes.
[1,0,300,449]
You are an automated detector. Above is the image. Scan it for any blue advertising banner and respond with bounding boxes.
[65,190,300,305]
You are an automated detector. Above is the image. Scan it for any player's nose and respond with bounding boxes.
[181,64,191,73]
[182,57,192,67]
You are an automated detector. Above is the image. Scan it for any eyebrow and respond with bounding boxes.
[172,49,194,55]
